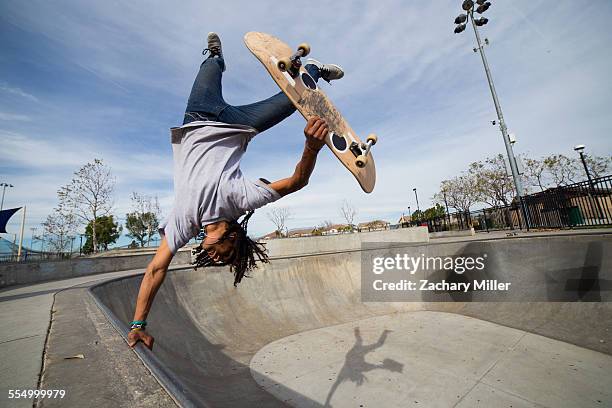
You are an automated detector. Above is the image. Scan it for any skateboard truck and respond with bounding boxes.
[277,43,311,78]
[354,134,377,168]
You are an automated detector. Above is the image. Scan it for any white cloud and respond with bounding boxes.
[0,83,39,102]
[0,112,31,121]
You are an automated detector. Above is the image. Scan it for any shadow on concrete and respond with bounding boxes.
[547,240,611,301]
[0,288,60,303]
[324,328,403,407]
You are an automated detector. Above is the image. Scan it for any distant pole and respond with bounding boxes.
[17,206,26,262]
[443,192,451,225]
[1,183,14,211]
[79,234,83,256]
[577,151,594,188]
[30,227,37,252]
[413,188,420,213]
[11,233,17,262]
[574,145,603,219]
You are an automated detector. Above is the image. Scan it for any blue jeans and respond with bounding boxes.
[183,56,320,132]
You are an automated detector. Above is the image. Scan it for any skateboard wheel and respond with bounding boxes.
[366,134,378,146]
[355,155,367,168]
[297,43,311,57]
[277,57,291,72]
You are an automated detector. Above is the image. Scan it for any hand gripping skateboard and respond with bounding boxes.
[244,32,377,193]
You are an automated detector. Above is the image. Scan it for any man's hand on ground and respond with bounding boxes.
[128,329,155,350]
[304,116,328,152]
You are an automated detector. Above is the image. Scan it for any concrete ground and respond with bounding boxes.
[0,229,610,408]
[252,312,612,408]
[0,270,176,408]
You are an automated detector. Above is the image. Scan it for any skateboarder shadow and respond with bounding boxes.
[324,327,403,407]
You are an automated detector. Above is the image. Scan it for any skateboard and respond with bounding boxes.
[244,32,377,193]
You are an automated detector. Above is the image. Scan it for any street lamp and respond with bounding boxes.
[0,183,14,211]
[413,188,420,218]
[453,0,529,229]
[574,144,603,219]
[443,192,451,226]
[573,145,593,186]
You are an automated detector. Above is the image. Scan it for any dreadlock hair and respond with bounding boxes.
[191,210,270,286]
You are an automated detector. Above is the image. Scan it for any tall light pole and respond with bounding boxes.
[454,0,528,228]
[443,192,451,225]
[79,233,85,256]
[30,227,37,250]
[574,144,603,219]
[0,183,14,211]
[573,145,594,187]
[413,188,420,216]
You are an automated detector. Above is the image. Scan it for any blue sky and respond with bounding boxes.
[1,0,611,247]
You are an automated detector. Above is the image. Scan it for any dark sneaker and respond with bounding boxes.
[306,58,344,83]
[203,32,222,58]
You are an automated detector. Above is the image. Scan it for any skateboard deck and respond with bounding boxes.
[244,31,376,193]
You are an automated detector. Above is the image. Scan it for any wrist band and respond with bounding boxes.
[129,320,147,330]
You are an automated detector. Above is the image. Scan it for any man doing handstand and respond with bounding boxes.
[128,33,344,349]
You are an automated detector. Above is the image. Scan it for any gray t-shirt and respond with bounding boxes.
[159,121,281,254]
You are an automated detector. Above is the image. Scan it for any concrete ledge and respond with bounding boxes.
[0,249,192,288]
[262,226,429,257]
[0,228,428,288]
[430,227,475,239]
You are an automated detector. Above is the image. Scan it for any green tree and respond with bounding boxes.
[82,215,122,253]
[433,174,478,213]
[125,212,158,247]
[543,154,578,186]
[468,154,515,207]
[125,192,161,247]
[411,209,424,221]
[422,204,445,220]
[523,156,547,192]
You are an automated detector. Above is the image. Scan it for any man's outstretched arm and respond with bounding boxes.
[127,238,174,350]
[269,116,328,197]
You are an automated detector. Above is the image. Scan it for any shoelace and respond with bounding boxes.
[202,47,222,57]
[320,67,332,84]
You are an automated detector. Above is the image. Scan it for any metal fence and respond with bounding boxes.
[522,175,612,229]
[405,175,612,233]
[0,251,78,264]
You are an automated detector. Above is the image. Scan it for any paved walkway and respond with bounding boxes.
[0,270,177,408]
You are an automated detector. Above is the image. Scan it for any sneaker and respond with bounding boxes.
[306,58,344,83]
[203,32,222,58]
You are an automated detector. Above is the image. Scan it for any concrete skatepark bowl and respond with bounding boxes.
[91,233,612,407]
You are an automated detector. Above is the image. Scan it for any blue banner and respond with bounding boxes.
[0,207,21,233]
